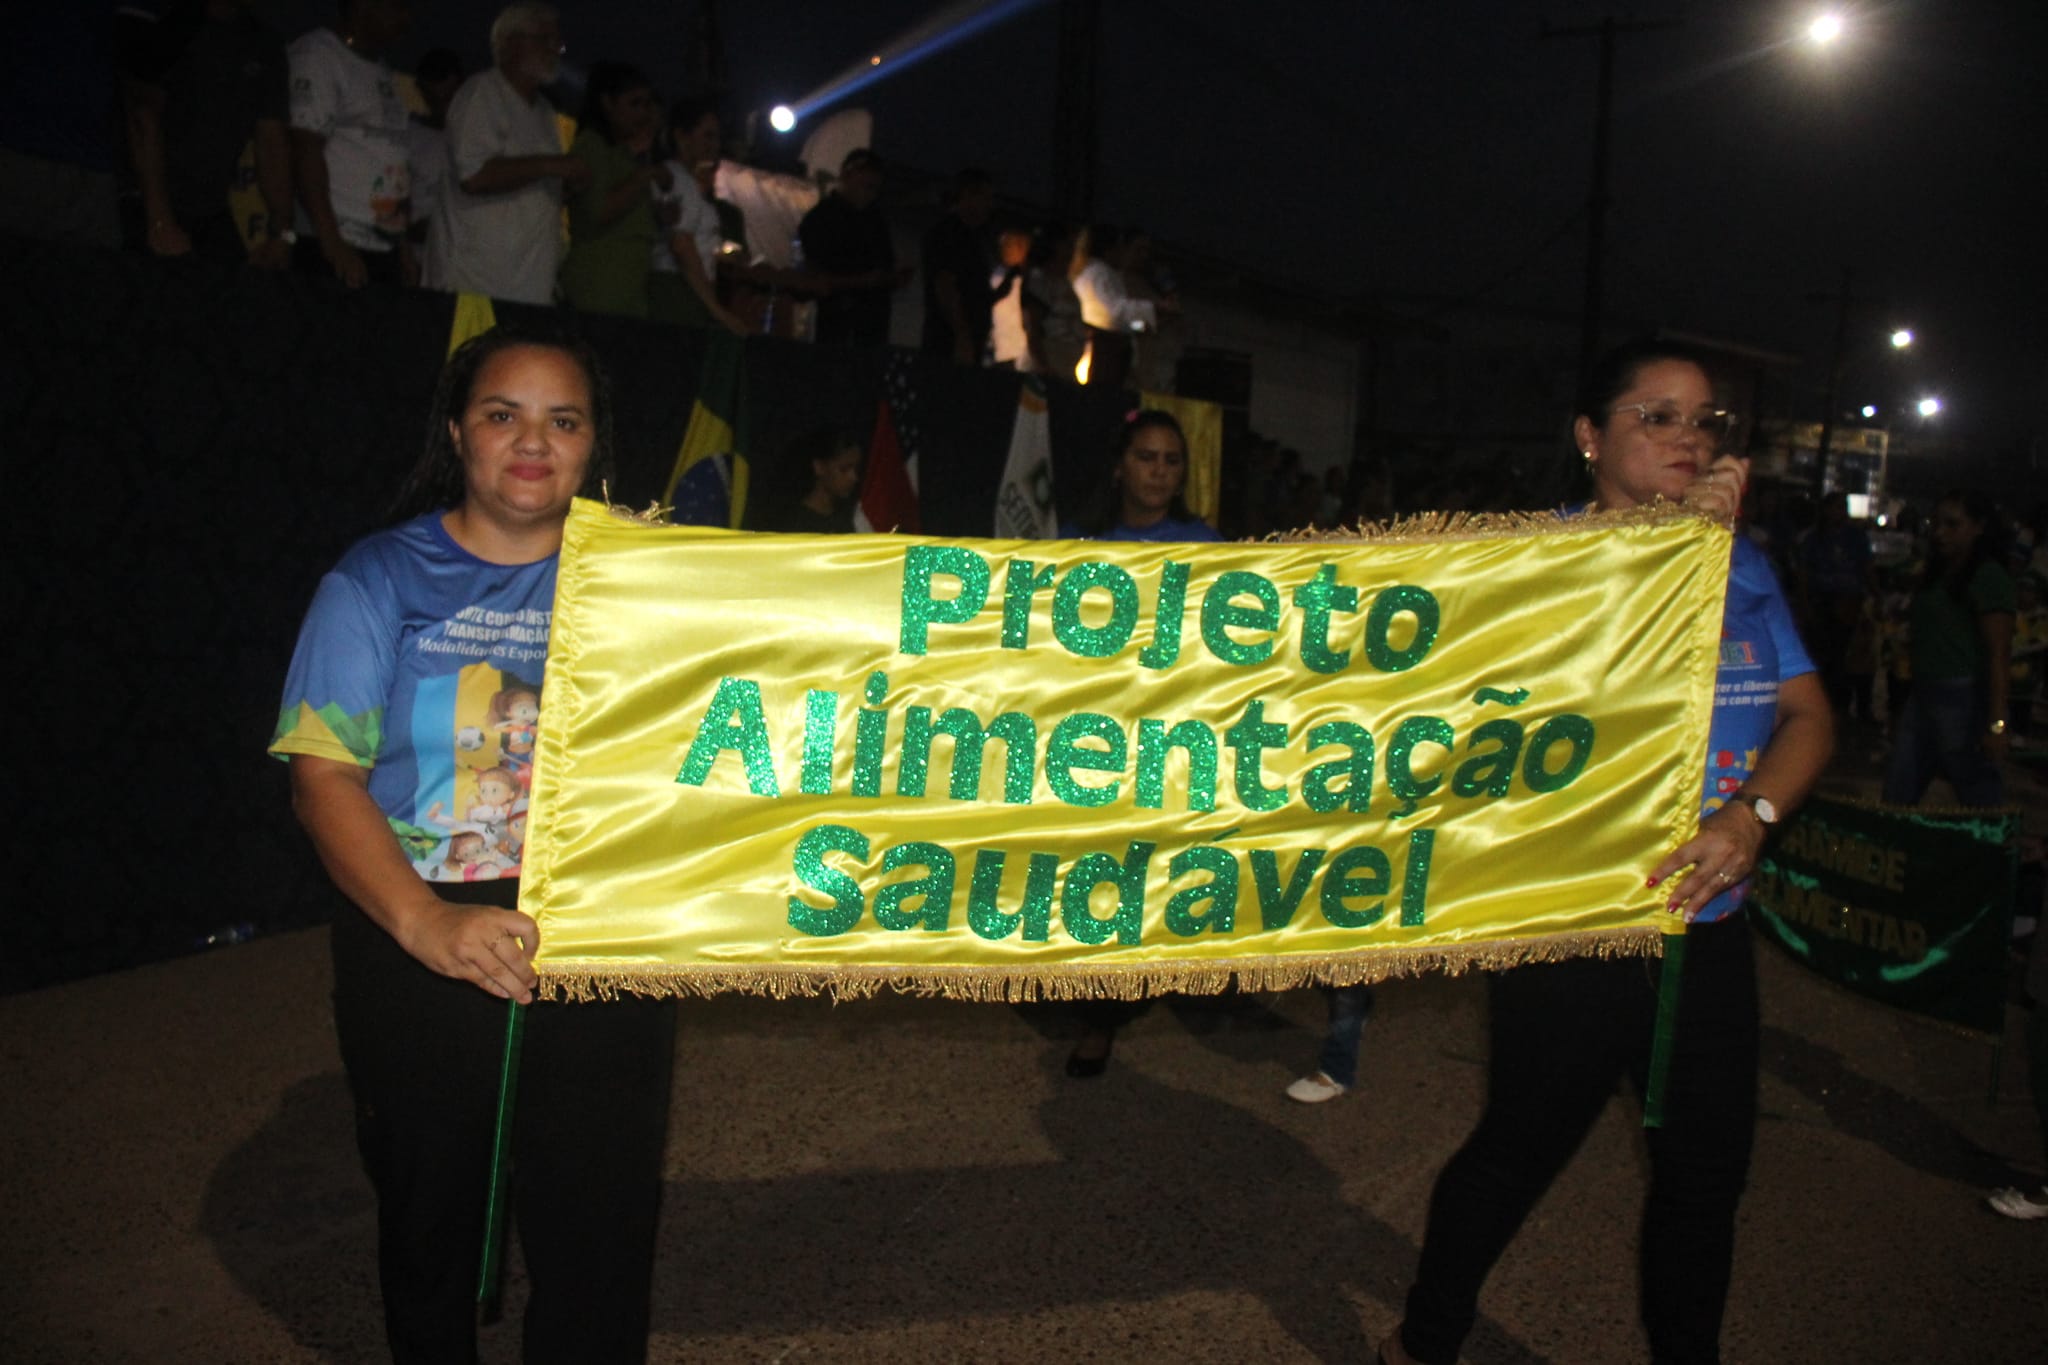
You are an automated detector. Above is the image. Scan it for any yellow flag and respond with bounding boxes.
[1139,390,1222,526]
[522,502,1728,1001]
[446,293,498,357]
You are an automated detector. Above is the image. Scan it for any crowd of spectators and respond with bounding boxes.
[3,3,1186,392]
[5,2,1385,525]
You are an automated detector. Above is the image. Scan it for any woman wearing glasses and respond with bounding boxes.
[1380,340,1834,1365]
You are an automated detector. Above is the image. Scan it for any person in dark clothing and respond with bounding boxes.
[118,0,293,267]
[920,166,996,364]
[799,147,897,347]
[763,426,863,534]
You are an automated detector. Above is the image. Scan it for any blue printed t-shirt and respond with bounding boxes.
[1057,515,1222,543]
[269,513,556,884]
[1697,536,1816,921]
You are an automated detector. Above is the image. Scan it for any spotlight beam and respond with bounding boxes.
[775,0,1049,128]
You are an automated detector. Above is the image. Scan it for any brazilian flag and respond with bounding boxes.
[663,333,750,529]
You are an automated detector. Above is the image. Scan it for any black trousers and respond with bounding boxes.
[1400,915,1759,1365]
[332,884,677,1364]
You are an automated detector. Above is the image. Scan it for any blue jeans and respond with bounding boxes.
[1883,675,2003,807]
[1316,984,1375,1088]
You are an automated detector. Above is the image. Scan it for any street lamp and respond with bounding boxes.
[1808,12,1845,45]
[1916,396,1942,418]
[1890,328,1913,349]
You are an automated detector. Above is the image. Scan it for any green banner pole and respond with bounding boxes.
[1642,931,1687,1128]
[477,998,528,1312]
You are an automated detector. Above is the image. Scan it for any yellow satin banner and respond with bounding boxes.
[522,500,1730,999]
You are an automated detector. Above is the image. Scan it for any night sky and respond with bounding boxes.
[271,0,2041,458]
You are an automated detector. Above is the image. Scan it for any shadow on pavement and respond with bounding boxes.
[203,1053,1557,1363]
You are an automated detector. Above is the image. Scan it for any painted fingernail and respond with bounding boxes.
[1646,876,1660,888]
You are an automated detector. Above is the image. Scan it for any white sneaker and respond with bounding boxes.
[1285,1071,1350,1104]
[1986,1185,2048,1220]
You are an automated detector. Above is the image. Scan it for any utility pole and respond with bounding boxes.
[1541,15,1679,378]
[1053,0,1099,224]
[1814,264,1854,478]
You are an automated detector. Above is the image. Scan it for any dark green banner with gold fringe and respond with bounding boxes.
[1749,795,2018,1034]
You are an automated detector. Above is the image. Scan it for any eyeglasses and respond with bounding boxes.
[1612,403,1738,445]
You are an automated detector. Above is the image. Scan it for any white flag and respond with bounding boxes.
[992,376,1056,539]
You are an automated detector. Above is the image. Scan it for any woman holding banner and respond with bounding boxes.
[271,324,675,1362]
[1381,340,1835,1365]
[1061,409,1220,1076]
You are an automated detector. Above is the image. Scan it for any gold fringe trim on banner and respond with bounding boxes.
[1269,499,1726,548]
[536,925,1667,1004]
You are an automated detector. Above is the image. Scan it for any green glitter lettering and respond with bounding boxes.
[1303,720,1374,814]
[1364,585,1441,673]
[1386,715,1454,819]
[1293,563,1359,673]
[1052,560,1140,658]
[1522,714,1595,792]
[1451,719,1523,798]
[1046,712,1126,807]
[1320,845,1391,928]
[899,545,990,655]
[1224,699,1289,812]
[801,689,837,794]
[853,673,889,798]
[1135,718,1218,811]
[1164,845,1238,935]
[1251,848,1325,930]
[787,824,868,936]
[900,707,1037,804]
[1137,560,1191,670]
[1001,559,1058,650]
[1401,828,1436,927]
[966,849,1057,941]
[1061,841,1155,946]
[874,841,956,931]
[676,676,779,797]
[1200,570,1281,666]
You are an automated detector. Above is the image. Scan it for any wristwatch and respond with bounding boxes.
[1734,792,1778,827]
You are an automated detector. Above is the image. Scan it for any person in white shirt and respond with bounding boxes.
[986,224,1033,369]
[288,0,414,288]
[421,3,587,305]
[1070,222,1173,389]
[647,97,743,333]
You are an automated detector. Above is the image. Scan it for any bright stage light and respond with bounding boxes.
[1808,12,1844,44]
[1890,328,1913,349]
[769,105,796,133]
[1916,396,1941,418]
[1861,404,1877,418]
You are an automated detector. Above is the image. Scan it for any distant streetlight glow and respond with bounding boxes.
[1861,404,1878,418]
[1890,328,1913,349]
[1809,12,1845,44]
[768,104,796,133]
[1916,396,1942,418]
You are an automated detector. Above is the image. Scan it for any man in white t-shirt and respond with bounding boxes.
[421,3,587,305]
[287,0,414,288]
